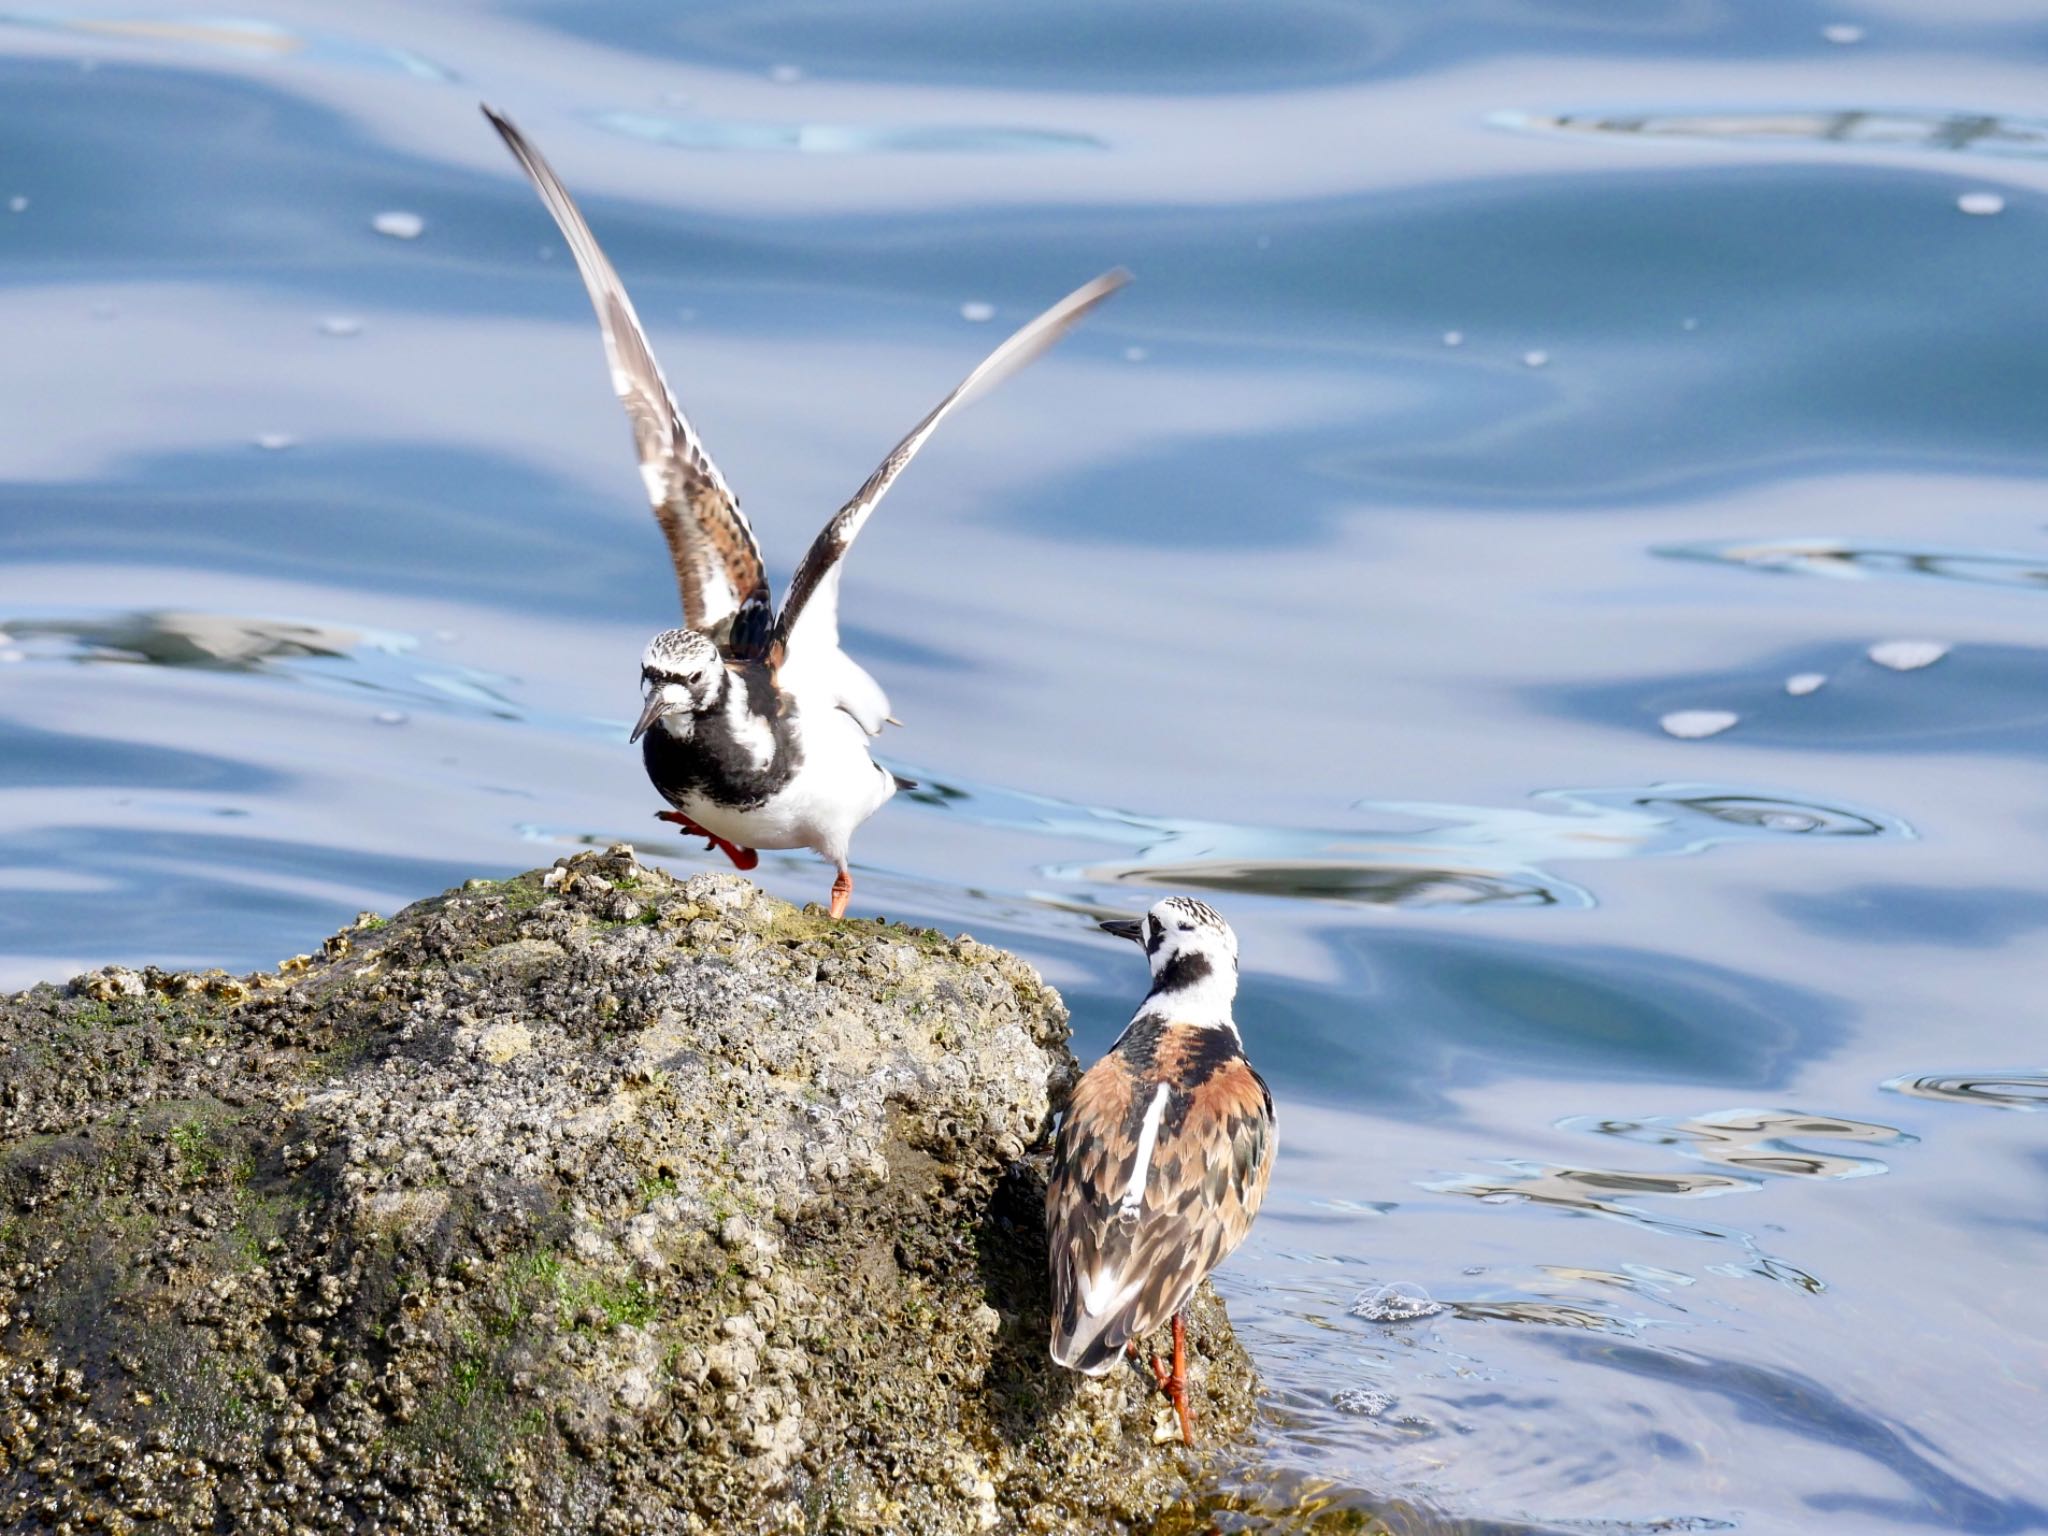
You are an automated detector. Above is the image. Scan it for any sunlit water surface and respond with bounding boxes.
[4,4,2048,1531]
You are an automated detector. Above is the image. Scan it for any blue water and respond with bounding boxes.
[4,5,2048,1531]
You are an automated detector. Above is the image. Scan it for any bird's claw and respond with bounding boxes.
[653,810,759,871]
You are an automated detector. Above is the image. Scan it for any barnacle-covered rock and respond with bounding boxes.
[0,845,1261,1534]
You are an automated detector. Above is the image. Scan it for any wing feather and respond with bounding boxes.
[482,105,771,650]
[770,269,1129,701]
[1047,1047,1274,1375]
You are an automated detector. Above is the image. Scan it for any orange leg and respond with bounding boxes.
[1135,1316,1194,1445]
[828,866,853,920]
[1128,1338,1171,1389]
[1165,1312,1193,1446]
[653,810,759,871]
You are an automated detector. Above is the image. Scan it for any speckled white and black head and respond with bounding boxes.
[631,628,727,742]
[1098,896,1240,1031]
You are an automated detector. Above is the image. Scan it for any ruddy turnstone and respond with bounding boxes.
[483,105,1127,917]
[1047,897,1275,1445]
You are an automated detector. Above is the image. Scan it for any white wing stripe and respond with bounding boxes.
[1119,1083,1172,1218]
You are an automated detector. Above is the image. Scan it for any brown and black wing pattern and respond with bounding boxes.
[769,269,1128,681]
[483,107,772,651]
[1047,1030,1275,1374]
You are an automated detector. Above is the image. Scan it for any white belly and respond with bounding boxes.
[676,699,896,862]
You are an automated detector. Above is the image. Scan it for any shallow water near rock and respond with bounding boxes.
[4,3,2048,1531]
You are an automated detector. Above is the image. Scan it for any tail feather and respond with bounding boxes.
[1049,1252,1157,1375]
[1049,1275,1134,1375]
[1050,1323,1126,1376]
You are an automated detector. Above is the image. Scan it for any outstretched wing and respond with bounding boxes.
[1046,1048,1274,1375]
[483,105,771,651]
[769,269,1129,722]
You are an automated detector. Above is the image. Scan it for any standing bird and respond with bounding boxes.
[482,105,1127,917]
[1047,897,1275,1445]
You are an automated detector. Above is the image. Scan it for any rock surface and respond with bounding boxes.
[0,844,1261,1534]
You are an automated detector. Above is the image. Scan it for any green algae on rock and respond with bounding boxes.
[0,844,1261,1534]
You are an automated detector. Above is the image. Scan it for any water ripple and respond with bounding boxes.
[0,11,455,78]
[1493,106,2048,162]
[1537,1337,2043,1534]
[0,607,1918,969]
[1431,1161,1760,1212]
[0,608,560,727]
[1558,1108,1913,1181]
[593,110,1105,156]
[1427,1156,1832,1293]
[1445,1299,1641,1337]
[1883,1071,2048,1112]
[909,775,1907,911]
[1658,536,2048,592]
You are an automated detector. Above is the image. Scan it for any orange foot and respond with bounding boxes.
[1151,1313,1193,1446]
[653,810,759,871]
[829,867,852,920]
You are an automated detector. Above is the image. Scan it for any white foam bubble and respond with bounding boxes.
[371,210,424,240]
[959,300,995,323]
[1868,639,1950,671]
[1661,709,1739,740]
[1785,672,1829,696]
[1350,1282,1443,1323]
[1332,1387,1394,1416]
[1958,191,2005,217]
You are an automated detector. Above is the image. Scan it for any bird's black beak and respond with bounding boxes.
[1097,918,1144,944]
[630,691,668,744]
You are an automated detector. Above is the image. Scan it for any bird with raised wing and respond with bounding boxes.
[1047,896,1275,1445]
[482,105,1126,917]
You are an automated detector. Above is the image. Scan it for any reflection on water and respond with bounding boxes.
[910,774,1907,910]
[5,6,2048,1532]
[1422,1155,1830,1293]
[1423,1106,1911,1296]
[1493,106,2048,161]
[1559,1108,1913,1181]
[50,604,1909,922]
[1445,1299,1641,1337]
[593,110,1105,156]
[1,608,534,720]
[1883,1071,2048,1112]
[1537,1336,2042,1535]
[1430,1160,1758,1210]
[7,608,388,667]
[1659,535,2048,592]
[0,11,454,77]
